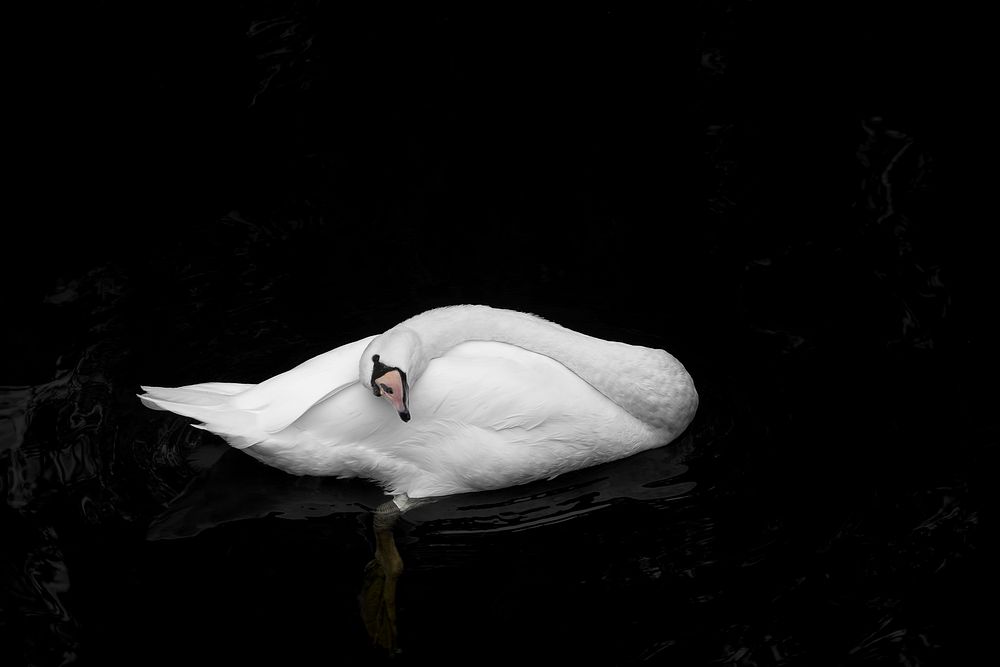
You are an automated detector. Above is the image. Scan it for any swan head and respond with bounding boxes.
[370,355,409,421]
[360,327,425,422]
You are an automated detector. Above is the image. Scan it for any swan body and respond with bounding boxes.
[140,306,698,499]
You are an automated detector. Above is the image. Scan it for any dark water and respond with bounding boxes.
[3,3,993,666]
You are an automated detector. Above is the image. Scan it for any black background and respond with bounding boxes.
[2,2,994,666]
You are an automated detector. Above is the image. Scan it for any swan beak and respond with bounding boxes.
[374,369,410,422]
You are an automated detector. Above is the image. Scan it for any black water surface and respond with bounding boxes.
[3,3,993,666]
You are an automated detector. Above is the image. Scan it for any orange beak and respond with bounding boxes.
[373,369,410,422]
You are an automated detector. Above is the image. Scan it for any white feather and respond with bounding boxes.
[138,307,698,498]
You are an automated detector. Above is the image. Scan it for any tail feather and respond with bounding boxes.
[139,383,263,449]
[139,385,248,407]
[182,382,250,396]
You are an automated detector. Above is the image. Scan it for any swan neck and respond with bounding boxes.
[400,306,675,425]
[407,307,603,373]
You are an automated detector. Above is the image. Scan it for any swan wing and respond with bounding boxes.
[141,334,377,444]
[413,341,614,431]
[228,335,377,433]
[328,341,630,497]
[291,340,613,448]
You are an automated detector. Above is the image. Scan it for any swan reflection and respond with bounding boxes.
[360,508,405,652]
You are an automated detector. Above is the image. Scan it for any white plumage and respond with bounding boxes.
[140,306,698,502]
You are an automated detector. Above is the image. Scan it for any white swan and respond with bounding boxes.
[139,305,698,509]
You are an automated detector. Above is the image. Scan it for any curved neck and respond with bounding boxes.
[394,305,684,429]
